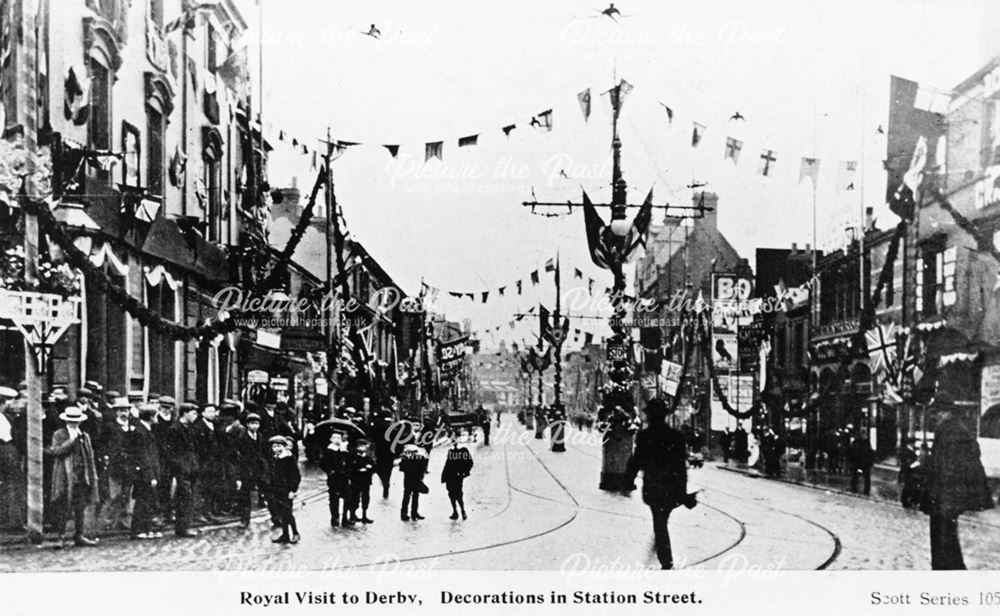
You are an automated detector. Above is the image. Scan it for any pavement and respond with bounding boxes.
[0,413,998,571]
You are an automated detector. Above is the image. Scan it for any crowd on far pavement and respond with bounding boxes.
[0,381,490,549]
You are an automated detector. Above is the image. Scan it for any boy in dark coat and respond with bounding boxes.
[319,431,353,527]
[441,433,473,520]
[267,436,301,543]
[349,439,376,524]
[399,444,429,521]
[624,399,697,570]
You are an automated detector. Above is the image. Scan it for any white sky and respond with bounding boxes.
[242,0,987,348]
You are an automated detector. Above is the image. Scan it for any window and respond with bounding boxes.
[942,246,957,307]
[146,107,164,195]
[918,245,957,315]
[202,127,224,242]
[88,60,112,150]
[121,121,140,187]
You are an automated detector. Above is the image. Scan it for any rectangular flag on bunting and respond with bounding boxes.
[531,270,539,285]
[458,134,478,147]
[425,141,443,162]
[659,102,673,125]
[516,280,523,294]
[799,157,820,184]
[836,160,858,190]
[574,268,583,280]
[692,122,705,147]
[545,258,555,272]
[530,110,553,132]
[758,150,777,176]
[724,137,743,164]
[578,88,591,121]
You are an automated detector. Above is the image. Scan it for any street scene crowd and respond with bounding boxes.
[0,381,486,548]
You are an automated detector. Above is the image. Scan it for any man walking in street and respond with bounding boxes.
[47,406,100,548]
[848,430,875,495]
[399,444,429,521]
[624,399,696,570]
[920,391,994,569]
[441,432,473,520]
[152,396,176,525]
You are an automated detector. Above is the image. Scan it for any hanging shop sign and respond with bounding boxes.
[437,334,469,374]
[315,377,328,396]
[269,377,289,392]
[606,341,628,362]
[247,370,269,384]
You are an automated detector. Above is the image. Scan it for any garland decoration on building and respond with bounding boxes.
[28,196,235,342]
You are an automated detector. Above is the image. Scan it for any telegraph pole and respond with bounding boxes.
[322,128,351,418]
[551,254,566,451]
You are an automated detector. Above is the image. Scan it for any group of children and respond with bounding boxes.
[318,430,474,528]
[267,426,476,544]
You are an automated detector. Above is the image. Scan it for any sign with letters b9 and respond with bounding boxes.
[713,274,754,302]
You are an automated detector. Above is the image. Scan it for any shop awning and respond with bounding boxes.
[239,338,311,373]
[142,216,230,283]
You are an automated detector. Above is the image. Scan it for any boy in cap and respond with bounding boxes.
[349,439,376,524]
[319,431,353,527]
[46,406,99,547]
[267,436,301,543]
[441,432,473,520]
[234,413,268,527]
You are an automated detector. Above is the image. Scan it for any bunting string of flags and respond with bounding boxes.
[420,260,608,306]
[255,78,869,197]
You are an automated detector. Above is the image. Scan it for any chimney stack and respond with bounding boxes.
[791,242,798,254]
[805,243,812,255]
[694,191,719,229]
[865,206,874,230]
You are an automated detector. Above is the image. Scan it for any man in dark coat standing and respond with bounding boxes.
[624,399,696,570]
[441,433,473,520]
[165,403,200,537]
[47,406,100,547]
[192,403,223,522]
[847,431,875,495]
[921,391,994,570]
[97,399,135,531]
[130,404,162,539]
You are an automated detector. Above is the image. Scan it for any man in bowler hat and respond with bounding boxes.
[624,399,696,569]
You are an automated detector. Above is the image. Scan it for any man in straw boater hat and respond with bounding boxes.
[624,398,698,570]
[46,405,100,548]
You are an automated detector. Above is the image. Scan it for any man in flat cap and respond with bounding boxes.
[165,402,201,537]
[153,395,176,525]
[233,413,268,527]
[47,406,99,547]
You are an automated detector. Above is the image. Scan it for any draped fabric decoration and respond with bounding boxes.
[144,265,181,291]
[581,188,655,280]
[90,243,130,276]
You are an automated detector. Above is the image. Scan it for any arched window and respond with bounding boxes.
[144,72,174,196]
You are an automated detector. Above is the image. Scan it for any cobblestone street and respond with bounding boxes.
[3,415,998,572]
